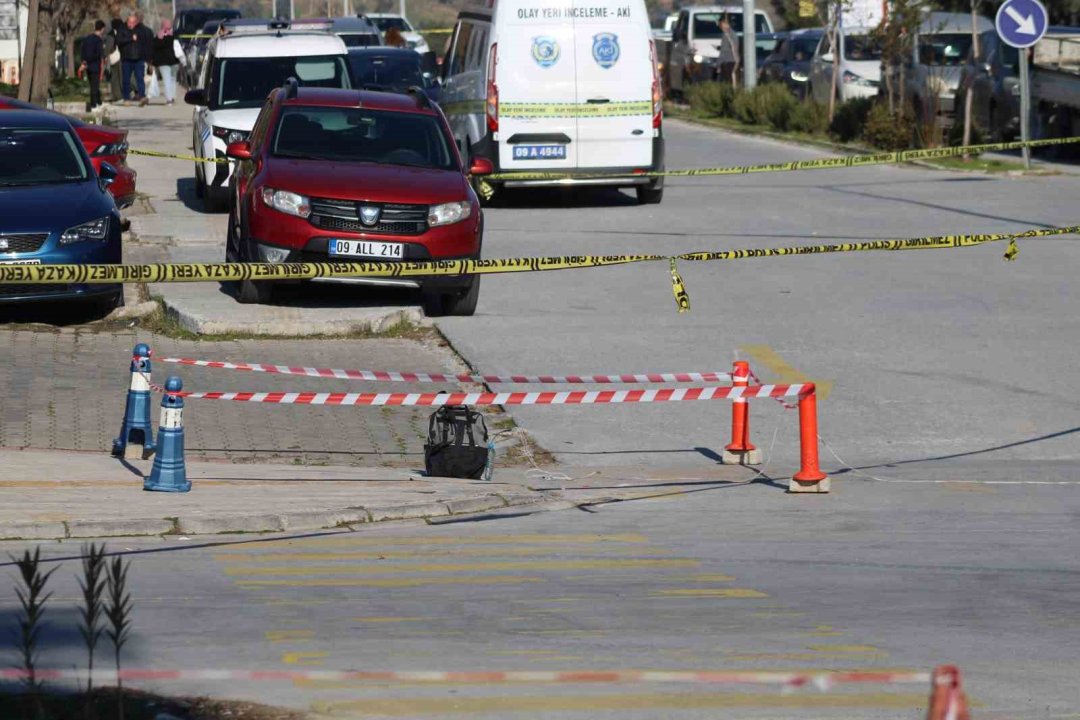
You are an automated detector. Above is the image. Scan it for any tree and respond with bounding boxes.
[55,0,100,77]
[962,0,980,150]
[17,0,54,105]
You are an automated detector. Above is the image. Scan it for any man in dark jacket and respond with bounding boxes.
[80,20,106,110]
[118,12,152,104]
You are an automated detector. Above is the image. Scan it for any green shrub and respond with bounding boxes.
[788,100,829,135]
[731,88,758,124]
[686,81,736,118]
[862,102,915,150]
[0,81,15,98]
[828,96,874,142]
[753,83,798,131]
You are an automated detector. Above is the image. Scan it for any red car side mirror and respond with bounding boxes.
[226,141,252,161]
[468,157,493,176]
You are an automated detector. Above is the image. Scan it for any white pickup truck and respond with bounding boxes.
[1033,32,1080,141]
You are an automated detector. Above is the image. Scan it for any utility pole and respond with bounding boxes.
[741,0,756,89]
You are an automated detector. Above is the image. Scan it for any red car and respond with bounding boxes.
[225,81,488,315]
[0,97,137,208]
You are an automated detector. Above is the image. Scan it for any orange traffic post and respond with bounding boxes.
[925,665,970,720]
[789,385,830,493]
[722,361,762,466]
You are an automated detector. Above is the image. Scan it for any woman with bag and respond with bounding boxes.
[152,19,186,104]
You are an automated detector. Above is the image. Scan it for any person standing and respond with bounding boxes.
[133,12,155,106]
[385,27,407,48]
[80,20,106,110]
[152,19,185,105]
[117,13,140,102]
[718,16,740,87]
[106,19,123,103]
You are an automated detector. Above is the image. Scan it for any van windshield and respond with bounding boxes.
[918,33,973,66]
[692,12,769,38]
[844,35,883,61]
[212,55,351,109]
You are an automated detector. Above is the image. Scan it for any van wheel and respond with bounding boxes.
[636,184,664,205]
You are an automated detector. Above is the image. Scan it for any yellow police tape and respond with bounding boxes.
[477,135,1080,197]
[128,136,1080,173]
[1,226,1074,312]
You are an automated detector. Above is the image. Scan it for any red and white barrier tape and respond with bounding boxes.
[148,384,812,407]
[160,358,732,385]
[747,368,799,410]
[0,667,931,687]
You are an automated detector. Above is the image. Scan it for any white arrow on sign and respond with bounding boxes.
[1005,5,1037,35]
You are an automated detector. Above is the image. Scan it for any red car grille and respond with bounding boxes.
[309,198,428,236]
[0,233,49,254]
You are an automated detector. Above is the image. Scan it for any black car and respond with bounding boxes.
[0,110,123,310]
[760,28,824,99]
[347,48,440,103]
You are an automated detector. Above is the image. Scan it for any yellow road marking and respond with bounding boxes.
[682,574,736,582]
[740,344,833,401]
[352,617,430,623]
[236,576,544,588]
[802,625,845,637]
[311,692,927,715]
[281,651,326,666]
[653,588,769,598]
[807,644,882,654]
[264,629,314,643]
[224,558,696,577]
[250,533,649,549]
[214,546,671,563]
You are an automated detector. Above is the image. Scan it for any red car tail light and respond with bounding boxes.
[486,43,498,133]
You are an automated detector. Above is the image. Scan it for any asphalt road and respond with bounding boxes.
[439,119,1080,475]
[2,477,1078,718]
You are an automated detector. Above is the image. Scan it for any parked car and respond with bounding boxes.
[224,82,485,314]
[366,13,430,54]
[347,47,440,102]
[186,20,225,85]
[666,5,774,95]
[303,16,383,47]
[760,28,824,99]
[956,30,1021,141]
[652,12,679,42]
[185,19,351,211]
[890,12,995,126]
[441,0,665,204]
[173,7,241,50]
[809,26,882,105]
[0,110,123,311]
[0,96,137,208]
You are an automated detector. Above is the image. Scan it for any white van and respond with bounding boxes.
[439,0,665,204]
[185,20,351,211]
[809,26,883,105]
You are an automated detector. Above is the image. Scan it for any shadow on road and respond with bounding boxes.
[213,278,423,309]
[173,177,214,215]
[496,186,639,209]
[0,301,113,328]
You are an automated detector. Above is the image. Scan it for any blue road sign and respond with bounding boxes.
[995,0,1048,49]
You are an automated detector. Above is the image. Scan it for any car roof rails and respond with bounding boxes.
[282,77,300,99]
[407,86,431,110]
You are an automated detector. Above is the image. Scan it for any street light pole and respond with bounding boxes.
[742,0,756,89]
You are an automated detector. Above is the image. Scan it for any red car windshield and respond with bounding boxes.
[272,106,456,171]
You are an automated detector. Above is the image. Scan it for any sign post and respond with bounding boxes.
[995,0,1049,170]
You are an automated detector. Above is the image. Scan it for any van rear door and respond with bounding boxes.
[571,0,654,168]
[496,0,579,169]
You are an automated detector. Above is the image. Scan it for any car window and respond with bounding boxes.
[791,36,819,61]
[340,33,380,48]
[0,128,89,186]
[248,98,275,153]
[918,33,973,66]
[349,53,425,88]
[272,107,456,171]
[449,22,472,75]
[466,25,488,72]
[212,55,351,109]
[844,34,883,61]
[371,17,409,32]
[692,12,768,37]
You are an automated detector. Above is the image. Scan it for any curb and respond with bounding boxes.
[0,492,554,542]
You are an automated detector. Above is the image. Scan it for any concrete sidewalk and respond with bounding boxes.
[0,448,554,541]
[0,448,769,541]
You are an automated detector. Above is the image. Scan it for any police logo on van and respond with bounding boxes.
[531,36,560,68]
[592,33,620,69]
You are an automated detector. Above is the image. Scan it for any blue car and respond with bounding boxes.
[0,109,123,310]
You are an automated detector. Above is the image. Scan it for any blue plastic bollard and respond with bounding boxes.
[112,343,156,458]
[143,376,190,493]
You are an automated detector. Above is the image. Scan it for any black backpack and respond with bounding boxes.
[424,405,490,479]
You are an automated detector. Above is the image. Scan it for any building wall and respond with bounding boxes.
[0,0,28,84]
